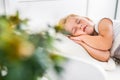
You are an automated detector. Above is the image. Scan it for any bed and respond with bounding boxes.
[53,33,120,80]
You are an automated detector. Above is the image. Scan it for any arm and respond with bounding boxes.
[73,40,110,62]
[70,18,113,50]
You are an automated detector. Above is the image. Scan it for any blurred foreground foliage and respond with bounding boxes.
[0,12,67,80]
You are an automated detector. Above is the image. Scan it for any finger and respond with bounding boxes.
[70,37,79,40]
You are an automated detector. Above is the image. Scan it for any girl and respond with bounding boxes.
[58,14,120,62]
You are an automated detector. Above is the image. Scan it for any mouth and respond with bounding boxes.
[83,25,87,32]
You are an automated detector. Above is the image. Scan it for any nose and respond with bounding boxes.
[79,24,83,29]
[78,24,85,31]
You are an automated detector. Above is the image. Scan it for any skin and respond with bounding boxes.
[65,16,113,62]
[65,16,95,36]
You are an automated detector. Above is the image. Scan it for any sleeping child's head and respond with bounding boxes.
[58,14,95,36]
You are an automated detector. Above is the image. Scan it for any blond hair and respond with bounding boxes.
[58,14,79,29]
[57,14,92,30]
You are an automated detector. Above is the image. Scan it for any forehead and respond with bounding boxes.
[65,17,77,27]
[66,16,79,22]
[65,17,76,26]
[65,16,82,26]
[65,16,85,24]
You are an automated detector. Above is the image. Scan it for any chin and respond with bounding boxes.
[88,32,94,35]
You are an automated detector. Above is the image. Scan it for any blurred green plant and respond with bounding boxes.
[0,12,67,80]
[54,25,70,35]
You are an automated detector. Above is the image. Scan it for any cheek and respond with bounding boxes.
[65,24,73,33]
[65,26,72,33]
[86,27,94,35]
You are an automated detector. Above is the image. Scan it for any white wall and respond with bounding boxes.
[5,0,87,31]
[116,0,120,20]
[3,0,119,30]
[0,0,5,15]
[88,0,116,23]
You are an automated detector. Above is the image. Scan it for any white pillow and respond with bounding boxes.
[110,34,120,57]
[53,33,116,71]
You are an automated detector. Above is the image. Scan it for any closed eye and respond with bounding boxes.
[76,19,80,24]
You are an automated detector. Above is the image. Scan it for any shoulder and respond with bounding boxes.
[98,18,113,36]
[99,18,113,26]
[98,18,113,31]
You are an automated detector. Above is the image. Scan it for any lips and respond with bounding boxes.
[83,25,87,32]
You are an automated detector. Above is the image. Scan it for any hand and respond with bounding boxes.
[71,39,83,45]
[67,35,84,45]
[69,36,83,41]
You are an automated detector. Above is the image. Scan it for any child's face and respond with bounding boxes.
[64,16,95,36]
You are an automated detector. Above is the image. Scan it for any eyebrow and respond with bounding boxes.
[75,18,80,24]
